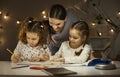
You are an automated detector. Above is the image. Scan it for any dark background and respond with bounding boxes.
[0,0,120,61]
[0,0,81,60]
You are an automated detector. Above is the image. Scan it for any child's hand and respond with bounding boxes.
[51,58,65,62]
[11,54,22,63]
[29,57,40,62]
[41,53,50,61]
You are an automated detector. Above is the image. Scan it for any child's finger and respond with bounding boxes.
[11,54,21,63]
[29,57,40,62]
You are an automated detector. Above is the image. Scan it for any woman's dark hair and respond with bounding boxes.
[42,20,55,44]
[18,17,49,46]
[49,4,67,20]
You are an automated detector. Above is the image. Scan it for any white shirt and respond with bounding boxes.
[14,41,50,61]
[51,41,92,64]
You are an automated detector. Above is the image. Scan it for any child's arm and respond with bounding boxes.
[50,43,64,61]
[65,45,92,64]
[40,46,51,61]
[51,58,65,62]
[11,41,23,63]
[41,53,50,61]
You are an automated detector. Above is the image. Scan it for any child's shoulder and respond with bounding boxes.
[84,44,92,49]
[18,40,23,44]
[62,41,69,44]
[17,40,26,46]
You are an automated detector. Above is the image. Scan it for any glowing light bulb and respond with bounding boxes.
[117,11,120,15]
[99,32,102,36]
[106,19,110,22]
[91,22,96,26]
[4,15,8,19]
[0,11,2,15]
[43,15,46,19]
[16,20,20,24]
[42,11,46,15]
[110,29,114,33]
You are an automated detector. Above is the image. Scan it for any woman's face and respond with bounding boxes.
[49,18,65,33]
[69,29,86,48]
[26,32,40,47]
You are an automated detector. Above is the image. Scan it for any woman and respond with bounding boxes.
[48,4,80,55]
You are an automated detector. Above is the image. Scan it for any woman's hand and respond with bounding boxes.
[11,54,22,63]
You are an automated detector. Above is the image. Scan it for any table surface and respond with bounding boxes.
[0,61,120,77]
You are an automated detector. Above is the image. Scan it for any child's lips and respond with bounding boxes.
[29,44,35,47]
[70,41,75,44]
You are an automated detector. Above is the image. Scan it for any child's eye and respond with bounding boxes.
[56,23,60,26]
[32,38,36,40]
[73,37,78,39]
[27,37,30,39]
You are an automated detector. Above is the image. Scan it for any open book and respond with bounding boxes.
[17,61,62,68]
[42,67,77,76]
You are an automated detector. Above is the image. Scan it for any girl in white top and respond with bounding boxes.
[11,17,51,63]
[51,21,93,64]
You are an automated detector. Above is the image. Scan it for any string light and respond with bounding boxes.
[43,15,47,19]
[117,11,120,16]
[16,20,20,24]
[0,11,2,15]
[28,20,32,23]
[98,32,102,36]
[110,29,114,33]
[106,19,110,22]
[41,10,48,19]
[42,11,46,15]
[91,22,96,26]
[0,8,117,39]
[3,15,9,20]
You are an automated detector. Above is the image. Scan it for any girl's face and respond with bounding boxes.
[69,29,86,48]
[26,32,40,47]
[49,18,65,33]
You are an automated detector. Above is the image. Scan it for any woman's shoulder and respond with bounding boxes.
[66,8,76,14]
[66,8,79,19]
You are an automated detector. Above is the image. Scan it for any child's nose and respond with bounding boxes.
[70,38,74,41]
[29,40,33,43]
[53,25,58,29]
